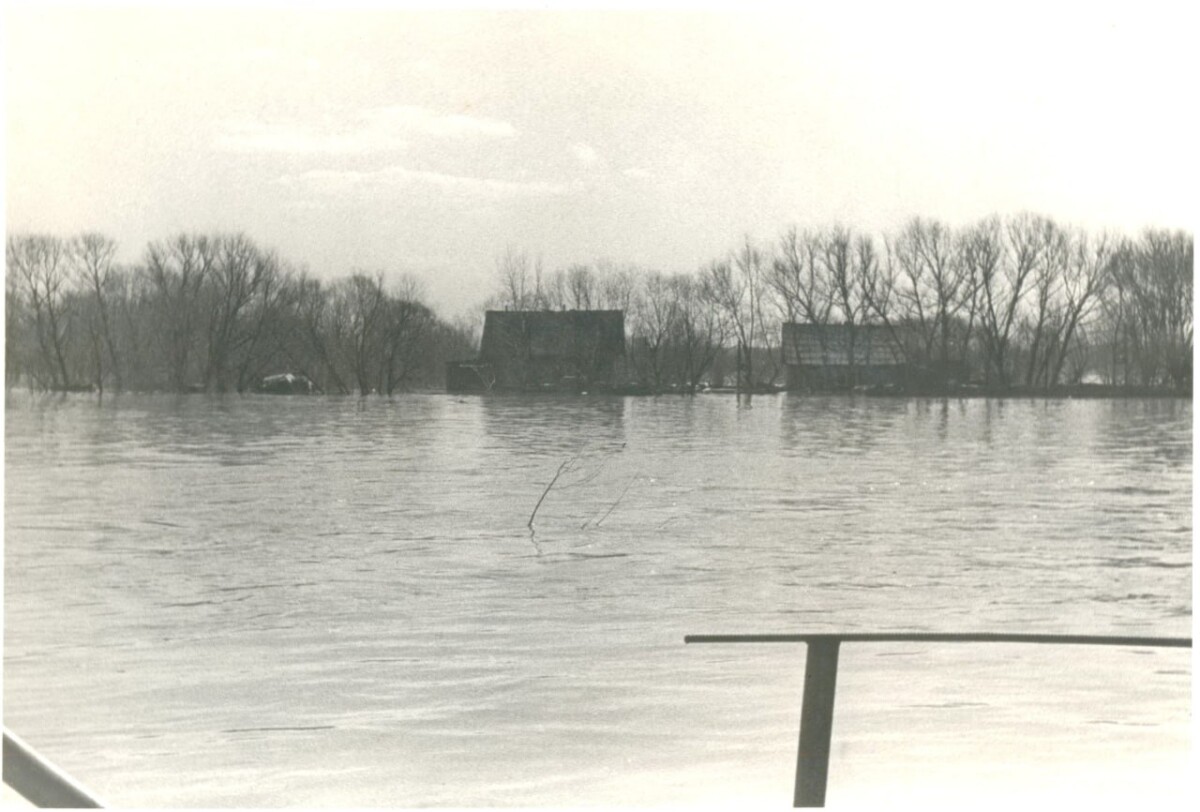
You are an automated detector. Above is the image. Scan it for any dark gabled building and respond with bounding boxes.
[447,310,626,393]
[782,322,907,390]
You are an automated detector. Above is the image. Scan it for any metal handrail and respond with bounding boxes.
[3,633,1189,808]
[684,632,1192,807]
[3,727,105,808]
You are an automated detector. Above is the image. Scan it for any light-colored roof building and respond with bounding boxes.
[781,323,905,367]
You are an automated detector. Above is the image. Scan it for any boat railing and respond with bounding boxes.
[4,632,1190,808]
[684,632,1192,808]
[3,727,104,808]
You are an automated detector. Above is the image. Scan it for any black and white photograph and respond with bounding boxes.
[2,2,1193,808]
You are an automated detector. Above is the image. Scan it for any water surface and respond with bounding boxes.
[4,393,1192,806]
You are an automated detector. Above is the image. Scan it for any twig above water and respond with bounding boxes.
[594,475,637,527]
[556,443,622,490]
[528,457,573,530]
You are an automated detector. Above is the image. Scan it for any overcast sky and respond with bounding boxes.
[5,2,1196,318]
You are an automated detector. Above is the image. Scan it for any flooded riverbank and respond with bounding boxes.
[4,393,1191,806]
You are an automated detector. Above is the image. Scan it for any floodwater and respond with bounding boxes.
[3,393,1192,808]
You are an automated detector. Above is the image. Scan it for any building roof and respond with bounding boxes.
[781,323,905,366]
[481,310,626,362]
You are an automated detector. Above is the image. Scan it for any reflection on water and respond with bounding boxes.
[4,392,1192,807]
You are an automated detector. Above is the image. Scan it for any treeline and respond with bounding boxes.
[490,215,1193,393]
[5,233,475,394]
[6,215,1191,397]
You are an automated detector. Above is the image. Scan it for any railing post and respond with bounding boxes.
[795,638,840,808]
[687,633,1190,807]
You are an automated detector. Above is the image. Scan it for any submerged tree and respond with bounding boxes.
[1104,229,1193,390]
[886,217,975,380]
[7,234,75,390]
[143,234,217,392]
[69,233,122,392]
[704,236,772,391]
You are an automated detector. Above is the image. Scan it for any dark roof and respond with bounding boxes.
[781,323,905,366]
[481,310,625,362]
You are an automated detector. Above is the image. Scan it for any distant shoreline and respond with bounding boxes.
[8,384,1191,401]
[452,384,1192,400]
[601,383,1194,399]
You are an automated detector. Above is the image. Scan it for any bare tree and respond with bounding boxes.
[738,236,770,389]
[144,234,218,392]
[1019,219,1068,387]
[629,270,678,391]
[380,276,435,394]
[967,216,1021,385]
[596,260,639,313]
[1046,229,1114,386]
[492,247,543,310]
[5,264,25,388]
[1144,229,1192,390]
[859,233,901,344]
[673,273,724,391]
[115,266,156,391]
[701,237,772,391]
[702,260,741,389]
[770,226,832,370]
[332,273,389,395]
[201,234,275,393]
[231,253,294,393]
[821,226,878,385]
[852,234,882,316]
[886,217,973,382]
[565,264,596,310]
[69,233,122,392]
[540,268,568,310]
[7,234,75,390]
[292,274,349,394]
[1106,229,1193,389]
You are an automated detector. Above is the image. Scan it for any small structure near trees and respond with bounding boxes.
[448,310,625,393]
[259,372,315,395]
[782,323,906,390]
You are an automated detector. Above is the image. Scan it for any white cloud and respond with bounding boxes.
[366,105,517,139]
[279,165,574,199]
[571,143,599,165]
[214,106,516,155]
[214,118,408,155]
